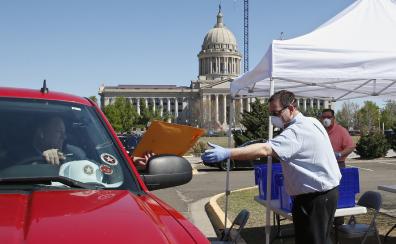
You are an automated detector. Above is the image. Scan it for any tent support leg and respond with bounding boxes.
[265,78,275,244]
[224,95,235,229]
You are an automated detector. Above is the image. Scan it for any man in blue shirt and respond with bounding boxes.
[202,90,341,244]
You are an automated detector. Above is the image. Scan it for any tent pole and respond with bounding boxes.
[224,94,235,229]
[265,78,275,244]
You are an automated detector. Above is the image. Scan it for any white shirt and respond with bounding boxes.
[268,113,341,196]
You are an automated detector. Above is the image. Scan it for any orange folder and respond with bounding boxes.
[133,120,205,157]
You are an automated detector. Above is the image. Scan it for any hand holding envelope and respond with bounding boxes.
[133,120,205,157]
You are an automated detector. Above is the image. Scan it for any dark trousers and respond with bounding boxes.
[292,186,339,244]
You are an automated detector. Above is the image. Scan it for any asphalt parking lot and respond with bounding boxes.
[153,156,396,242]
[155,156,396,223]
[347,159,396,210]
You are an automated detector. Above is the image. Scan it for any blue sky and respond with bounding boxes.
[0,0,386,109]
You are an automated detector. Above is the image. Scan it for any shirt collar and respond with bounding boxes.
[286,112,302,127]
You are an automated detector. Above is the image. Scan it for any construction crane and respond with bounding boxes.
[243,0,249,73]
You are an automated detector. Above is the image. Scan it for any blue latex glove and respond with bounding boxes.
[335,152,342,159]
[201,142,231,163]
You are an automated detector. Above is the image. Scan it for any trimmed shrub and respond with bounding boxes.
[191,141,207,155]
[356,131,390,159]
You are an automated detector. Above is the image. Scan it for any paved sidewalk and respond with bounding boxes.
[189,197,217,239]
[185,156,218,239]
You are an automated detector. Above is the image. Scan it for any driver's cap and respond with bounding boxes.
[59,160,103,183]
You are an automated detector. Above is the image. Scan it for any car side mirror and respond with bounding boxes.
[140,155,192,191]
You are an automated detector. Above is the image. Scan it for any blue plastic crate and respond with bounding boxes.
[255,163,282,200]
[275,173,293,211]
[274,167,360,211]
[338,167,360,208]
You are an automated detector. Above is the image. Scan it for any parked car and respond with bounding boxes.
[349,129,361,136]
[117,133,142,156]
[202,139,271,170]
[0,86,208,244]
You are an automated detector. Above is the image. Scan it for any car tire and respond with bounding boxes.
[219,160,234,171]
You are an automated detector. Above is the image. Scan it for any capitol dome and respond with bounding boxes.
[197,6,241,80]
[202,10,238,51]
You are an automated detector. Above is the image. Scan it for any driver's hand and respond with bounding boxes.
[42,149,66,165]
[133,152,155,168]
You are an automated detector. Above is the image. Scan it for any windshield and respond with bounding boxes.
[0,98,139,191]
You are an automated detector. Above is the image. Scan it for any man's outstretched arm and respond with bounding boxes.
[231,143,273,160]
[201,142,274,163]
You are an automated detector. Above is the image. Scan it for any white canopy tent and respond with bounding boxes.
[231,0,396,100]
[226,0,396,242]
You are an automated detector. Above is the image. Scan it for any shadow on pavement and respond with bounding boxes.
[240,225,395,244]
[197,168,254,172]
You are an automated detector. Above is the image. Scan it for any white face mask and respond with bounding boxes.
[322,118,332,128]
[271,116,284,129]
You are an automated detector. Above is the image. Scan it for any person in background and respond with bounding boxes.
[202,90,341,244]
[321,109,356,168]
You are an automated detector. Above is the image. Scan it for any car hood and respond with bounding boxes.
[0,189,197,244]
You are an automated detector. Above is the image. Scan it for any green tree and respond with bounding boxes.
[88,96,98,104]
[357,101,381,133]
[302,107,322,119]
[381,100,396,130]
[103,97,138,133]
[232,99,270,146]
[356,131,390,159]
[336,101,359,130]
[136,99,170,127]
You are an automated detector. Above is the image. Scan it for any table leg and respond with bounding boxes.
[384,224,396,243]
[270,213,282,244]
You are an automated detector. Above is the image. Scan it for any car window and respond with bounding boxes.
[0,98,139,191]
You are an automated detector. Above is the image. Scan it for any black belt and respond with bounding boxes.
[293,186,339,199]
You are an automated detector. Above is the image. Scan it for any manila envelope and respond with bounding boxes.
[133,120,205,157]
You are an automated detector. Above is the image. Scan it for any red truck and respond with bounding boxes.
[0,86,209,244]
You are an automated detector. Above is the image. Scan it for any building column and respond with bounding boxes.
[223,94,227,125]
[166,98,171,123]
[317,99,321,109]
[152,98,156,112]
[159,98,163,116]
[167,98,171,113]
[240,98,244,114]
[303,98,307,111]
[145,98,148,109]
[207,94,212,126]
[217,57,220,73]
[232,99,236,124]
[182,97,187,110]
[201,94,207,127]
[324,100,329,109]
[136,98,140,115]
[310,98,314,109]
[174,97,178,119]
[247,98,251,112]
[215,94,219,124]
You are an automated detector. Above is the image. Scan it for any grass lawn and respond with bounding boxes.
[199,136,233,148]
[217,187,396,244]
[186,136,232,155]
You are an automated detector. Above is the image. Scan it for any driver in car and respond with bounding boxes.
[32,116,153,168]
[32,116,86,165]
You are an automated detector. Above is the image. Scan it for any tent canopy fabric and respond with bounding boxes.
[231,0,396,101]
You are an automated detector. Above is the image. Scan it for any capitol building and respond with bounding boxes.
[99,8,331,131]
